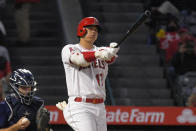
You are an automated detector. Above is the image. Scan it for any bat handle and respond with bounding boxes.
[114,44,120,48]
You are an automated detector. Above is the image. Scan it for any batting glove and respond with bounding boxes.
[109,42,120,54]
[56,101,67,111]
[95,48,114,61]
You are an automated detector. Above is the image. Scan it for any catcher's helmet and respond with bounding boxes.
[9,69,37,105]
[77,17,100,37]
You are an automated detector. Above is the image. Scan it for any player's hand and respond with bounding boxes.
[109,42,120,54]
[95,42,119,61]
[56,101,67,111]
[16,117,30,130]
[105,42,120,59]
[95,48,114,61]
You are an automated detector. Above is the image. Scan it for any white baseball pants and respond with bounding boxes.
[63,97,107,131]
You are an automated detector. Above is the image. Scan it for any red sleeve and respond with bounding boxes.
[81,52,96,62]
[105,56,116,64]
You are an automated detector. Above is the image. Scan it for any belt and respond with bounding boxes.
[74,97,104,104]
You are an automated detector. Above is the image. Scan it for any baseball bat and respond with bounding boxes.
[115,10,151,47]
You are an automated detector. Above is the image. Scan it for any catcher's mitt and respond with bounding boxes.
[36,107,50,131]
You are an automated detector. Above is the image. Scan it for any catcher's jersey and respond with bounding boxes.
[0,94,43,131]
[61,44,109,99]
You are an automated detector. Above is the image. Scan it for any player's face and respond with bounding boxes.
[84,26,98,43]
[18,86,32,95]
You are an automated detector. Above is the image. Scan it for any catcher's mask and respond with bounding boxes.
[9,69,37,105]
[77,17,101,37]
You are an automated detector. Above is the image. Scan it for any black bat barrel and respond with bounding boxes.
[115,10,151,48]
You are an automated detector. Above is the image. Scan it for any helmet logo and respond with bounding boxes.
[23,111,30,116]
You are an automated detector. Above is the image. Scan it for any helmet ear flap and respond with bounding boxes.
[77,17,100,37]
[78,27,87,37]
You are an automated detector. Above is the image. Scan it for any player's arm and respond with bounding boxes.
[70,48,118,66]
[0,124,19,131]
[73,43,119,66]
[61,45,90,67]
[0,117,30,131]
[62,44,119,67]
[61,45,96,67]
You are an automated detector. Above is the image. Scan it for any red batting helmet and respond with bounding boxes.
[77,17,100,37]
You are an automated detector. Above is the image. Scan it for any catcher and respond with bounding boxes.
[0,69,50,131]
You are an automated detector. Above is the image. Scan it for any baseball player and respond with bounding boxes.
[0,69,50,131]
[56,17,119,131]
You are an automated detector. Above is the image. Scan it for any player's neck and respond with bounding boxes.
[79,39,94,50]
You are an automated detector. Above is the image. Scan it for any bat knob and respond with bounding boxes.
[145,10,151,16]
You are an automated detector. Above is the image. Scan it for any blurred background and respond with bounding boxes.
[0,0,196,130]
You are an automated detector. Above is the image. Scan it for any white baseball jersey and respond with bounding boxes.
[61,44,109,99]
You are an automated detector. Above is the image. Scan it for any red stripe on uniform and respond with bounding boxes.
[105,56,115,64]
[81,51,96,62]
